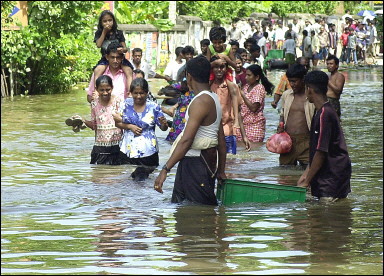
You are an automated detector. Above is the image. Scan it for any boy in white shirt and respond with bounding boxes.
[257,32,268,58]
[164,46,185,83]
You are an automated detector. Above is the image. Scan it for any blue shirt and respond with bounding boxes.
[119,98,165,158]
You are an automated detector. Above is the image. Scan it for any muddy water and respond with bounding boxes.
[1,68,382,275]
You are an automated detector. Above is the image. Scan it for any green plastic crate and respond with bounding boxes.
[217,179,306,205]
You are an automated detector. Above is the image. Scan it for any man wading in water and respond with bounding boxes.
[154,56,227,205]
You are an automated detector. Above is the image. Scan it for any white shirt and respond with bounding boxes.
[164,59,185,81]
[254,55,264,69]
[304,24,312,34]
[130,59,156,80]
[275,27,286,41]
[312,22,321,34]
[258,37,267,57]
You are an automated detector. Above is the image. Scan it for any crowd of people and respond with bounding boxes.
[227,12,379,67]
[66,10,359,206]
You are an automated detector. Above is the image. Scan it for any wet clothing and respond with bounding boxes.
[119,98,165,159]
[279,133,310,166]
[90,145,128,165]
[309,102,351,198]
[236,83,266,143]
[211,80,236,137]
[171,151,218,206]
[89,96,125,165]
[225,135,237,154]
[279,89,315,165]
[166,91,195,142]
[171,91,221,205]
[327,97,341,117]
[91,97,123,147]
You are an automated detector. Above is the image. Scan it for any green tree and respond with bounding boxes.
[177,1,273,24]
[271,1,337,17]
[1,1,103,95]
[115,1,175,31]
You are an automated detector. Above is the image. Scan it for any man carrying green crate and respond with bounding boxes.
[154,55,227,205]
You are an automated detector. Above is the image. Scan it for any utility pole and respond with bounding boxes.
[169,1,176,24]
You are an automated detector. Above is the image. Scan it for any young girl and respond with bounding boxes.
[113,78,168,180]
[236,64,274,145]
[93,10,133,90]
[82,75,127,165]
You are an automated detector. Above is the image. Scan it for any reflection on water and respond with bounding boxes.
[1,68,383,274]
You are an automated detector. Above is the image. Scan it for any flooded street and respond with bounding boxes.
[1,67,382,275]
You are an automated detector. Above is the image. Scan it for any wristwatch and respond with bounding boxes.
[162,164,171,172]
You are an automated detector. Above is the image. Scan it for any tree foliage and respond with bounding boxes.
[115,1,175,31]
[176,1,339,22]
[271,1,337,17]
[1,1,102,95]
[177,1,273,24]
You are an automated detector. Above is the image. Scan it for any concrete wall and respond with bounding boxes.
[119,16,212,70]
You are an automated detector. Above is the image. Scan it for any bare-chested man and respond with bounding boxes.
[326,55,345,117]
[277,63,315,166]
[210,56,250,154]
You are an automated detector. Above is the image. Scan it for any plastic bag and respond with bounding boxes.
[266,131,292,154]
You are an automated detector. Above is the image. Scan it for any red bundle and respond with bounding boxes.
[266,131,292,154]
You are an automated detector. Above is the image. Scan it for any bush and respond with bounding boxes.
[1,1,103,95]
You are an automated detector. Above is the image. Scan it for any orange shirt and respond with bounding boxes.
[274,73,292,96]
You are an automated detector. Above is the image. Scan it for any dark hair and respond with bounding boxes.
[186,55,211,84]
[105,41,123,55]
[326,54,339,65]
[236,48,248,55]
[200,39,210,46]
[244,37,257,48]
[229,39,240,47]
[182,45,195,55]
[96,75,113,88]
[209,55,222,63]
[304,71,329,95]
[246,64,274,95]
[132,48,143,55]
[130,77,149,93]
[303,30,308,36]
[209,26,227,42]
[97,10,118,33]
[133,69,145,78]
[234,53,243,63]
[175,46,184,56]
[286,64,307,79]
[296,56,310,68]
[286,32,292,39]
[263,31,269,38]
[249,44,261,54]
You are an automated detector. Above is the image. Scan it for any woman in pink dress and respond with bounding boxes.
[236,64,274,145]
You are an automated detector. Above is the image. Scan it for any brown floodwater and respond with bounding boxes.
[1,67,382,275]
